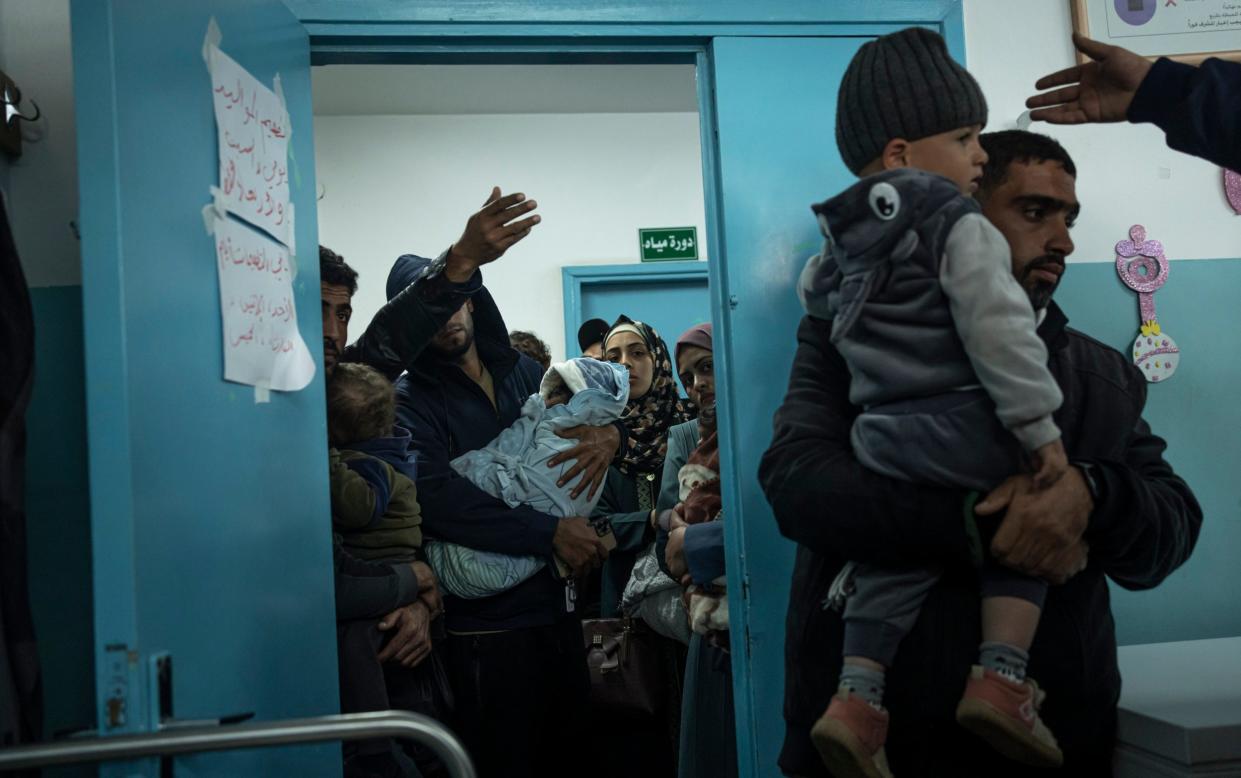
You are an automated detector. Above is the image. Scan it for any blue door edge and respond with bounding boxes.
[70,0,148,736]
[699,15,968,778]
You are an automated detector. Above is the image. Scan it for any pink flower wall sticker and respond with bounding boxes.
[1116,224,1179,382]
[1225,169,1241,215]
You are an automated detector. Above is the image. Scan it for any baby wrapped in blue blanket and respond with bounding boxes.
[426,357,629,598]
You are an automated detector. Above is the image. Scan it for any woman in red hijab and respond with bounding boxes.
[655,322,738,778]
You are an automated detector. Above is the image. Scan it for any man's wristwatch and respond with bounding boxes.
[1074,460,1103,505]
[421,248,450,281]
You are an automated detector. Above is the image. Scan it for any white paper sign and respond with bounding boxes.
[1086,0,1241,58]
[207,44,293,247]
[1104,0,1241,38]
[212,215,315,391]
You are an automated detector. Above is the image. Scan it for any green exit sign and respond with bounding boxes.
[639,227,698,261]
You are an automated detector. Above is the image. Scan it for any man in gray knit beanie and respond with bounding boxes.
[801,26,1071,778]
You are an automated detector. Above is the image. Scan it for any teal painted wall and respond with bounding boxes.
[27,284,95,774]
[1054,259,1241,645]
[21,260,1236,756]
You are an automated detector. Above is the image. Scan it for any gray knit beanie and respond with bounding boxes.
[835,27,988,175]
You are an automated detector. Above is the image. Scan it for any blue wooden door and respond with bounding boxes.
[708,36,866,775]
[71,1,338,775]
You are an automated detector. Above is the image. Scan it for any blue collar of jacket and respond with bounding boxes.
[346,425,417,480]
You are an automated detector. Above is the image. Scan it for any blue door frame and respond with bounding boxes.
[561,261,710,360]
[292,4,967,774]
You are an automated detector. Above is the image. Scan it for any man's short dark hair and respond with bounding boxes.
[577,318,610,353]
[510,330,551,372]
[978,131,1077,202]
[320,245,359,295]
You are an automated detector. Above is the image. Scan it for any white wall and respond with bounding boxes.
[0,0,80,287]
[5,0,1233,292]
[963,0,1241,264]
[313,111,707,362]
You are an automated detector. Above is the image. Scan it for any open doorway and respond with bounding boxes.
[311,62,710,365]
[310,59,715,778]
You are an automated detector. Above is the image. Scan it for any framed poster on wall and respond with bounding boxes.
[1071,0,1241,64]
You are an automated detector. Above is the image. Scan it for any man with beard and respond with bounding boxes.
[323,188,573,776]
[323,188,542,654]
[761,130,1202,775]
[390,248,622,777]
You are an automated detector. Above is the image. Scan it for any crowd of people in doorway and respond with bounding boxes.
[320,225,728,777]
[315,27,1234,778]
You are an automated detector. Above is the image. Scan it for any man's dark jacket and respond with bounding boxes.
[760,303,1202,776]
[391,256,567,633]
[1129,55,1241,172]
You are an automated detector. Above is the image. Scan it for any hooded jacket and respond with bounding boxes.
[390,255,567,632]
[340,249,482,380]
[798,169,1061,452]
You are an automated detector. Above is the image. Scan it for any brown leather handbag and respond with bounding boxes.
[581,616,667,718]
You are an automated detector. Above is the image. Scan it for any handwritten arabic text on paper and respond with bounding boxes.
[212,214,315,391]
[207,44,293,248]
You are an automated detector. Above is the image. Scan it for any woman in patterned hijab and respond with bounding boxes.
[585,315,693,624]
[603,315,694,477]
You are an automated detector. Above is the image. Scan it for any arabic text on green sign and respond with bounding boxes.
[639,227,698,261]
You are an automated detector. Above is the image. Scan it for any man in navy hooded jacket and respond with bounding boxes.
[390,253,622,777]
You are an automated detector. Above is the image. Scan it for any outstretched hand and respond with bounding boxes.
[445,186,541,282]
[1026,33,1153,125]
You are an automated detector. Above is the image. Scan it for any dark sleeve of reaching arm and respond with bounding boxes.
[1079,399,1203,591]
[397,385,560,557]
[333,541,420,621]
[684,523,727,585]
[341,256,482,381]
[757,315,975,567]
[1128,57,1241,172]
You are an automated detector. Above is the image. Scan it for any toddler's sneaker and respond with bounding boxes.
[810,689,894,778]
[955,665,1064,767]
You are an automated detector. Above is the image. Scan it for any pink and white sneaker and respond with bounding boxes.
[955,665,1064,767]
[810,689,895,778]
